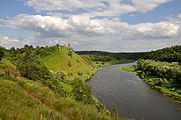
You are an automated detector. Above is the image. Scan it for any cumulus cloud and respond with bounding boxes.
[5,14,115,39]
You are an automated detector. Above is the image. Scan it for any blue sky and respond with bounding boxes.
[0,0,181,51]
[122,0,181,24]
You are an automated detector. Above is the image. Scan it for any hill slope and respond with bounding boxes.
[141,45,181,62]
[41,47,96,80]
[0,45,124,120]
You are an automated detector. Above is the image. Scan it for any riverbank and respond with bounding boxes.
[119,65,181,103]
[89,63,181,120]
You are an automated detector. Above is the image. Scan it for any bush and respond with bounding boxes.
[17,80,27,88]
[54,102,63,111]
[136,59,181,84]
[17,51,52,81]
[72,78,93,104]
[0,46,5,61]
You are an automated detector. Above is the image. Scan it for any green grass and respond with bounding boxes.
[119,66,136,73]
[0,77,126,120]
[41,47,95,80]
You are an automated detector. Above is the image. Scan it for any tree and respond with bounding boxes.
[0,46,5,61]
[17,50,51,81]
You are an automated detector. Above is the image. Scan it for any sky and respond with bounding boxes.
[0,0,181,52]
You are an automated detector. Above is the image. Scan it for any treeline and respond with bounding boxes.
[141,45,181,63]
[77,51,144,63]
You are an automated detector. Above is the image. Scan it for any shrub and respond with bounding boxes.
[17,51,52,81]
[0,46,5,61]
[67,61,72,67]
[17,80,27,88]
[136,59,181,83]
[54,102,63,111]
[72,78,93,104]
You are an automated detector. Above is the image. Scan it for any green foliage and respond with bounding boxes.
[0,77,124,120]
[136,59,181,83]
[141,45,181,63]
[135,59,181,101]
[0,45,126,120]
[77,51,144,64]
[0,46,5,61]
[54,101,63,111]
[119,66,136,73]
[72,78,93,104]
[16,51,51,81]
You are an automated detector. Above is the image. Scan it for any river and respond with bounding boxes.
[88,63,181,120]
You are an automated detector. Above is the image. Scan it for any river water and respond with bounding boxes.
[88,63,181,120]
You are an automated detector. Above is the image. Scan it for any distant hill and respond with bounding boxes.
[141,45,181,63]
[77,51,145,65]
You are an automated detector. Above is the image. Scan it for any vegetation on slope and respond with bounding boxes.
[141,45,181,63]
[41,46,96,80]
[0,45,125,120]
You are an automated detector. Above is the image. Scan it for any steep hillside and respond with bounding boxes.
[0,77,119,120]
[41,47,96,80]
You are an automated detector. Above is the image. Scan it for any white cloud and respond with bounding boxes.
[25,0,171,17]
[26,0,105,11]
[0,35,25,48]
[134,22,179,37]
[132,0,171,13]
[2,13,181,51]
[5,14,115,39]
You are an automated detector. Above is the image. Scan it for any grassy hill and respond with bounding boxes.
[0,45,125,120]
[41,47,96,80]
